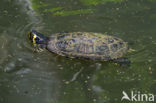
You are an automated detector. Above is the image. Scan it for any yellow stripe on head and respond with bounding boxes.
[33,35,37,47]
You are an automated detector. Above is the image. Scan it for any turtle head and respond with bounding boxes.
[28,30,47,51]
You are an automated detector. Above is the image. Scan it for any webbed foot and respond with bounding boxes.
[112,57,131,67]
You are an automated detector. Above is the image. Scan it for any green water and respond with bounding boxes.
[0,0,156,103]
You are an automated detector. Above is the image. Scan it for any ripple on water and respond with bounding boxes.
[4,61,16,72]
[0,36,8,68]
[16,68,32,75]
[17,0,44,30]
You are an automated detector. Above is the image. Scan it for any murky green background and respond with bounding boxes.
[0,0,156,103]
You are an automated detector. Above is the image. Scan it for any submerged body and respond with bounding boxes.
[28,30,128,61]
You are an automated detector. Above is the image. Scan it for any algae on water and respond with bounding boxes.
[30,0,50,13]
[43,7,64,13]
[53,9,94,16]
[29,0,122,16]
[79,0,122,6]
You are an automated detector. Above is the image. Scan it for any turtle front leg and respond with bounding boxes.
[33,44,44,52]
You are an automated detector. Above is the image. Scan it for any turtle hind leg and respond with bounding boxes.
[60,31,69,33]
[111,57,131,67]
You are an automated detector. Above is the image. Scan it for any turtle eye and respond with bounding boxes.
[35,37,42,44]
[35,37,40,42]
[35,37,39,41]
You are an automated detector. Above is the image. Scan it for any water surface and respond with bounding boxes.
[0,0,156,103]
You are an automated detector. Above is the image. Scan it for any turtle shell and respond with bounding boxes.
[47,32,128,60]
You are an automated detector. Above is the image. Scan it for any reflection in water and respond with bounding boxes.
[70,67,83,82]
[17,0,44,31]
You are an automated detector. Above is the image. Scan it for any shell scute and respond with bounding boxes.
[96,44,109,55]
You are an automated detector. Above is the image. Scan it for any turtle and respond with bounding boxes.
[28,30,130,65]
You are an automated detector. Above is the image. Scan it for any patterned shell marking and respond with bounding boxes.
[47,32,128,60]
